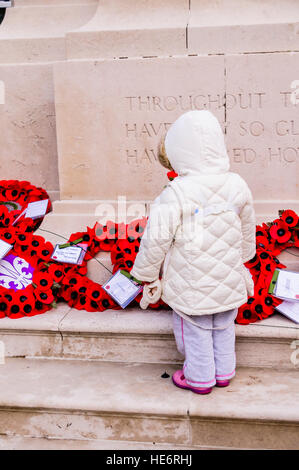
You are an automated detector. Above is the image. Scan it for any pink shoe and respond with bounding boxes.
[215,379,230,387]
[172,370,213,395]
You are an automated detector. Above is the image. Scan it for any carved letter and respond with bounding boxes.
[126,149,138,164]
[125,123,137,138]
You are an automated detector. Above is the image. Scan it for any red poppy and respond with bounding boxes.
[0,296,8,318]
[257,270,276,291]
[0,229,16,245]
[35,289,54,305]
[269,220,291,244]
[85,297,101,312]
[93,222,108,242]
[258,291,280,318]
[111,248,124,265]
[48,264,66,283]
[19,291,36,316]
[0,207,15,228]
[167,171,178,181]
[34,300,50,315]
[106,221,118,240]
[33,271,53,291]
[73,276,89,295]
[127,218,147,240]
[256,235,271,251]
[36,241,53,262]
[255,224,269,239]
[63,273,80,289]
[236,301,262,325]
[280,210,299,228]
[245,255,260,270]
[99,237,116,252]
[85,281,104,301]
[5,189,21,201]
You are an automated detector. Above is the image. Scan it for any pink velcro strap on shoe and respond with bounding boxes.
[172,370,213,395]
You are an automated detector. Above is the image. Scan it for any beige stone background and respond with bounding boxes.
[0,0,299,218]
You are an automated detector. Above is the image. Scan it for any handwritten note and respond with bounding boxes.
[102,270,143,308]
[51,244,84,265]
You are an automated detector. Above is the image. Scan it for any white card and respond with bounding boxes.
[51,244,83,265]
[76,243,89,265]
[25,199,49,220]
[13,199,49,225]
[276,301,299,324]
[0,239,12,260]
[274,269,299,301]
[102,270,143,308]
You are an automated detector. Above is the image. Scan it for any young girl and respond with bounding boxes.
[130,110,256,395]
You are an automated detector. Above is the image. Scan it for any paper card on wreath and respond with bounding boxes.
[0,239,12,260]
[269,269,299,302]
[276,301,299,324]
[76,243,89,265]
[102,270,143,309]
[13,199,49,225]
[25,199,49,220]
[51,244,84,265]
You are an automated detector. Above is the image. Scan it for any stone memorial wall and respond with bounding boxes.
[0,0,98,201]
[1,0,299,219]
[55,52,299,216]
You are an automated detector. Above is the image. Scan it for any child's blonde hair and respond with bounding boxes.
[158,136,173,171]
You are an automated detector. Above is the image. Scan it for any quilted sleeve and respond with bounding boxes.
[240,182,256,263]
[130,185,181,282]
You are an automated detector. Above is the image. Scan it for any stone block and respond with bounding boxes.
[226,52,299,217]
[54,55,225,200]
[188,0,299,54]
[66,0,189,59]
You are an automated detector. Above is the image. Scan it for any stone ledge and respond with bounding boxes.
[0,0,98,63]
[0,305,298,339]
[59,308,299,339]
[188,0,299,54]
[0,435,201,450]
[66,0,189,60]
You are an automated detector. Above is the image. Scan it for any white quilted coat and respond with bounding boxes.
[131,110,256,316]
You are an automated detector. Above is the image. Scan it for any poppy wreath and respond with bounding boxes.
[59,217,165,311]
[0,226,60,319]
[236,209,299,324]
[0,180,52,232]
[58,221,124,312]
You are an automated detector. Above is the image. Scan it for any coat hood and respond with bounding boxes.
[164,110,230,176]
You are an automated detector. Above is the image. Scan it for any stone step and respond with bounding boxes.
[0,358,298,450]
[0,435,200,451]
[0,306,298,370]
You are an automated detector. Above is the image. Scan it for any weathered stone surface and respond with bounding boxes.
[0,358,299,449]
[188,0,299,54]
[66,0,189,59]
[0,436,200,450]
[0,63,59,195]
[54,55,225,200]
[1,305,298,369]
[0,0,97,197]
[226,52,299,218]
[54,50,299,217]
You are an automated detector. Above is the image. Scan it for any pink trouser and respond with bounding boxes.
[173,308,237,389]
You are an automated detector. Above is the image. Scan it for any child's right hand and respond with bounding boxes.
[140,280,162,309]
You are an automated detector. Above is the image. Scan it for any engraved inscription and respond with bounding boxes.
[123,91,299,166]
